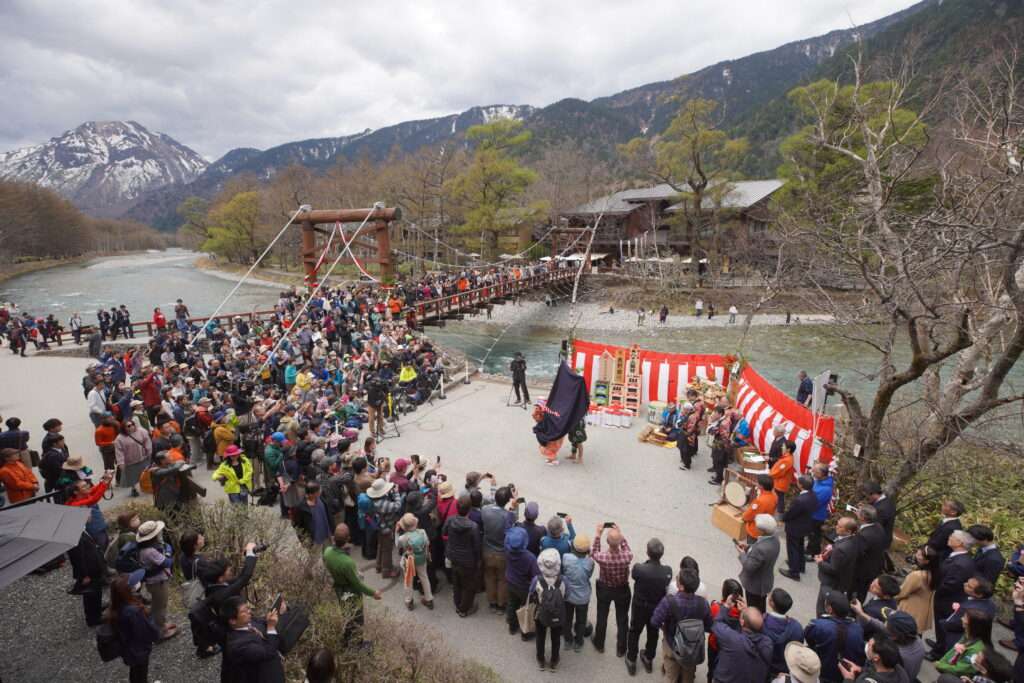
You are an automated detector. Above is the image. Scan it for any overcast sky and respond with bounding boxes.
[0,0,919,160]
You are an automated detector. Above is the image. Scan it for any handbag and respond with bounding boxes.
[516,602,537,635]
[181,559,205,611]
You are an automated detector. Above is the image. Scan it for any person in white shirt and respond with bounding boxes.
[728,304,739,324]
[87,379,108,426]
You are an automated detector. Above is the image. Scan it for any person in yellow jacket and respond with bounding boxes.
[295,366,313,393]
[212,444,252,504]
[398,363,417,385]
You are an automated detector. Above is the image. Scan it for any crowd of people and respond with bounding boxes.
[3,260,1023,683]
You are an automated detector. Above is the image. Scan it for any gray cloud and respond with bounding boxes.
[0,0,915,159]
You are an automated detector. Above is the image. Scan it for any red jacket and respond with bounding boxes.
[67,481,109,507]
[140,374,161,407]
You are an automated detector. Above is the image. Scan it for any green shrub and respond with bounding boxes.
[105,500,499,682]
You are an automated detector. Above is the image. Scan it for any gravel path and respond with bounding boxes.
[0,562,218,683]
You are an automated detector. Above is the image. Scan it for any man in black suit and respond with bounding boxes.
[853,505,888,602]
[926,500,965,560]
[766,425,787,467]
[222,595,286,683]
[968,524,1006,586]
[862,482,896,549]
[815,516,860,615]
[780,475,817,581]
[926,529,978,661]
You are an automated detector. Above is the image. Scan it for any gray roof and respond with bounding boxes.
[565,179,784,216]
[668,179,784,212]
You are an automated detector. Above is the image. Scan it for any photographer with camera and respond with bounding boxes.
[192,542,262,664]
[364,372,387,439]
[510,352,529,407]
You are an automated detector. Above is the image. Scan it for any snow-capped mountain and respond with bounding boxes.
[0,120,208,214]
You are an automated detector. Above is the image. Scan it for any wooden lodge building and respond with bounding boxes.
[557,179,785,268]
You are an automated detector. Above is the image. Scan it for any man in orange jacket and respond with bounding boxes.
[769,440,797,514]
[0,447,39,503]
[742,474,778,539]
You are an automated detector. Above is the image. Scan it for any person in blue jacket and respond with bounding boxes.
[110,571,161,683]
[808,462,834,556]
[539,514,576,556]
[804,592,865,683]
[762,588,804,679]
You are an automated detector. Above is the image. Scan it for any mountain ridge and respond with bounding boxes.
[0,120,207,216]
[1,0,955,229]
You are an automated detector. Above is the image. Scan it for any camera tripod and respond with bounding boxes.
[505,384,529,410]
[376,395,402,441]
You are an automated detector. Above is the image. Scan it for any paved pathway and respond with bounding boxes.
[1,351,948,682]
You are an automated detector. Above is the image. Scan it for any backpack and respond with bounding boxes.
[188,597,227,650]
[667,597,707,665]
[201,429,215,455]
[139,467,154,494]
[182,415,201,438]
[115,541,144,574]
[535,575,564,628]
[95,623,122,662]
[402,529,428,565]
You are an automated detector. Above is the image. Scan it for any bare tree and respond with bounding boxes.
[780,45,1024,498]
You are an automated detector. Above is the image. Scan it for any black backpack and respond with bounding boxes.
[201,428,215,455]
[95,623,122,662]
[188,597,227,650]
[535,576,564,628]
[114,541,144,575]
[667,597,707,665]
[182,415,201,438]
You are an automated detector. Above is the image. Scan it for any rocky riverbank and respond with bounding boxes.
[460,299,832,333]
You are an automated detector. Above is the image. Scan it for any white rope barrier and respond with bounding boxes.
[188,205,309,348]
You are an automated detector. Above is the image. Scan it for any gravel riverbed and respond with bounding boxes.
[462,299,832,332]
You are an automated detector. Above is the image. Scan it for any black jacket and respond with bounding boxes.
[934,552,975,617]
[203,554,257,616]
[974,546,1006,586]
[443,515,481,568]
[817,534,858,593]
[510,358,527,381]
[767,435,786,465]
[873,496,896,548]
[518,520,546,557]
[631,560,674,608]
[926,518,962,559]
[117,604,160,667]
[854,524,888,590]
[223,619,285,683]
[782,490,818,538]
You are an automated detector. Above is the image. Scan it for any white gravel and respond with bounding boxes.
[467,300,832,332]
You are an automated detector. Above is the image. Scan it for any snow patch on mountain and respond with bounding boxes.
[0,120,208,213]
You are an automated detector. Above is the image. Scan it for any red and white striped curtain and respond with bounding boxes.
[732,365,835,472]
[571,339,834,472]
[571,339,731,404]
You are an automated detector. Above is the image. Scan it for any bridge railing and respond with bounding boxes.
[49,269,575,343]
[410,269,574,325]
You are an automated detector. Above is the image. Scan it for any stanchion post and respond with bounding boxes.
[464,360,471,385]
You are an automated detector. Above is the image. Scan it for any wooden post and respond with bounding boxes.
[376,220,393,282]
[301,220,317,291]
